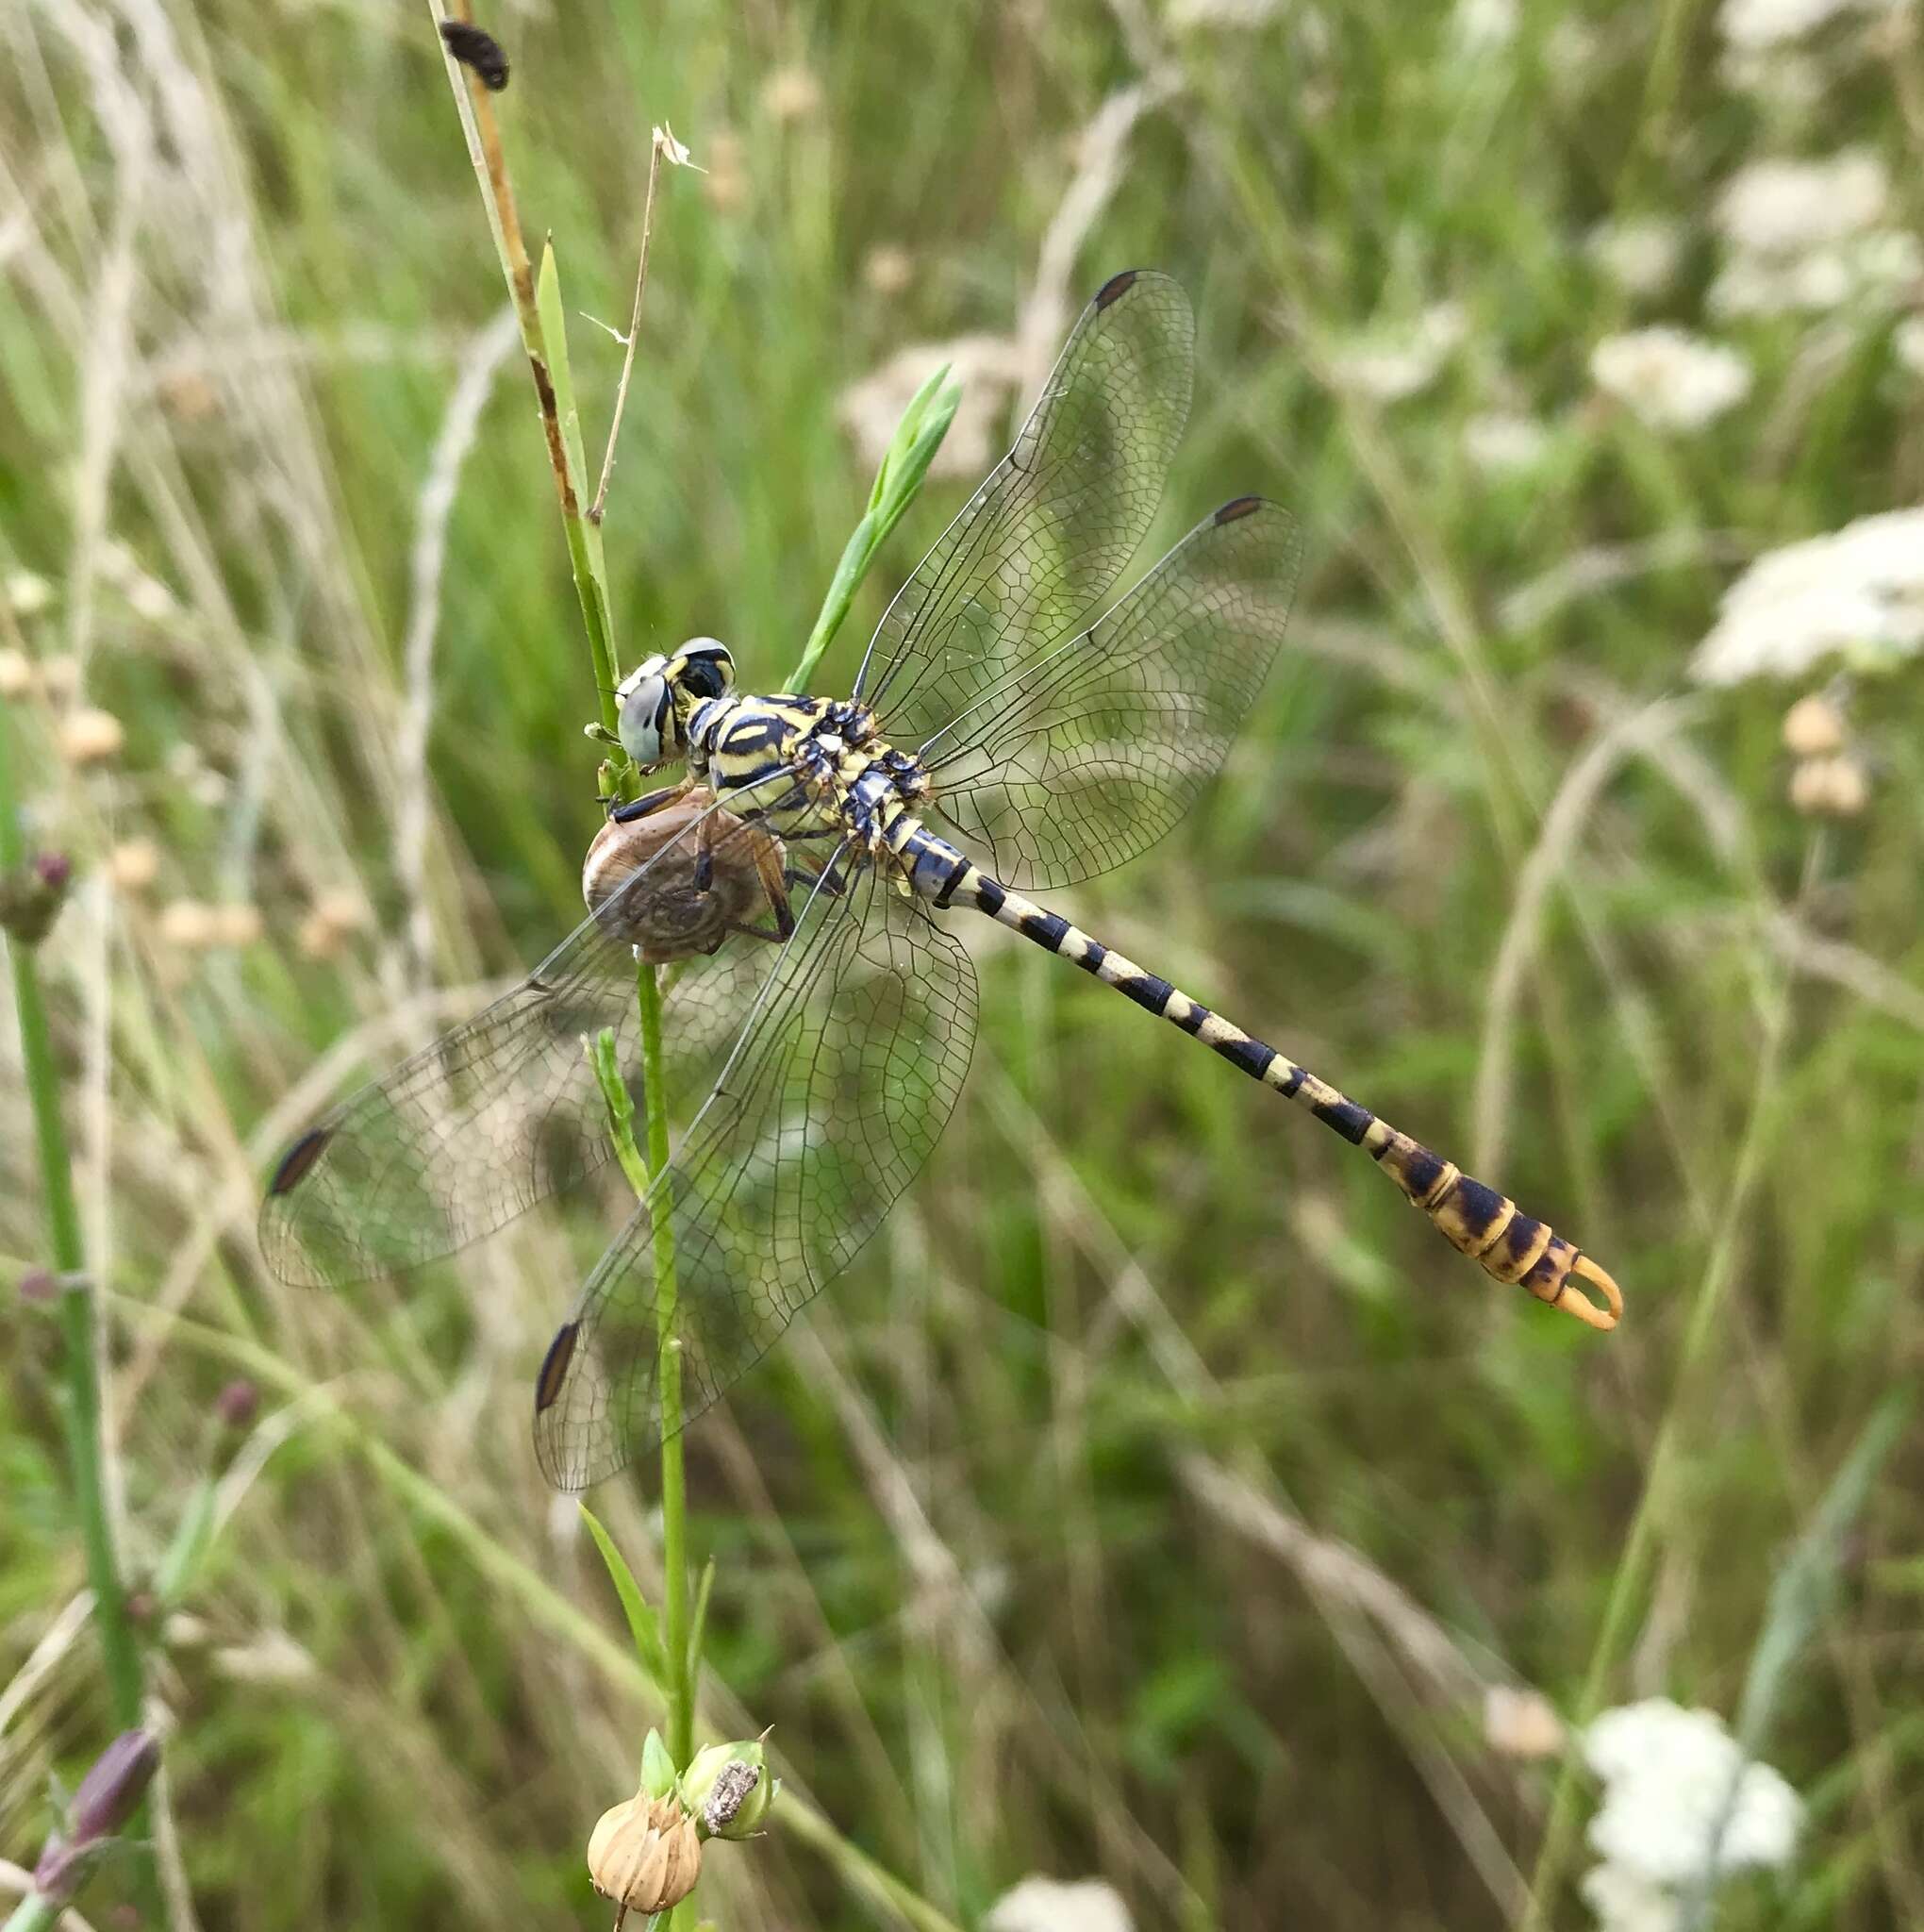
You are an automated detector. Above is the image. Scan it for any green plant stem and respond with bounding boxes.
[434,2,693,1789]
[2,1890,60,1932]
[1519,941,1797,1928]
[0,714,141,1731]
[117,1300,966,1932]
[636,960,692,1769]
[430,3,621,734]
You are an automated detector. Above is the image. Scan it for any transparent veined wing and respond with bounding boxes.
[918,496,1304,890]
[852,269,1192,752]
[258,800,789,1290]
[533,854,978,1489]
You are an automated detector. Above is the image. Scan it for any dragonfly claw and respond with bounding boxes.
[1551,1254,1623,1331]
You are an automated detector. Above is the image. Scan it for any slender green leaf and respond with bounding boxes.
[1734,1388,1912,1751]
[578,1502,669,1688]
[787,364,961,691]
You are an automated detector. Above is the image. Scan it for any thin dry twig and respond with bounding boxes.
[589,126,682,526]
[1472,694,1702,1175]
[396,305,521,987]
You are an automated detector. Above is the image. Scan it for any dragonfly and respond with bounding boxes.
[261,270,1621,1491]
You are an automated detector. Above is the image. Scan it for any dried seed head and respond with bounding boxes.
[39,655,80,700]
[702,130,748,215]
[1788,755,1869,818]
[1781,692,1845,758]
[586,1793,702,1914]
[157,371,218,423]
[761,65,822,123]
[864,245,915,298]
[209,904,263,947]
[108,841,161,892]
[158,899,222,949]
[57,707,126,766]
[5,572,54,619]
[299,888,369,958]
[1484,1685,1567,1760]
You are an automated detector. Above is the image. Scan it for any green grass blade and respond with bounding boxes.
[577,1502,669,1688]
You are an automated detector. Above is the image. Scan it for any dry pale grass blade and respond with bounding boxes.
[1471,693,1702,1176]
[791,1323,1201,1916]
[977,1059,1549,1910]
[1762,914,1924,1032]
[395,306,521,987]
[1176,1455,1531,1923]
[1496,530,1753,634]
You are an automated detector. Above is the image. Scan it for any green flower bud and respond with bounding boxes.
[639,1726,678,1800]
[681,1738,774,1840]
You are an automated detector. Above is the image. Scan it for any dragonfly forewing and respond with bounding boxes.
[259,805,784,1291]
[921,495,1305,889]
[854,269,1194,750]
[533,857,978,1490]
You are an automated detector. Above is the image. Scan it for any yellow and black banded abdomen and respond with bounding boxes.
[1372,1131,1621,1328]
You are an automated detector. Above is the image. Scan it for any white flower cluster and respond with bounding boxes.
[985,1876,1133,1932]
[1589,327,1752,430]
[1691,506,1924,683]
[1720,0,1905,50]
[1581,1699,1802,1932]
[1711,149,1920,319]
[1451,0,1520,52]
[1463,411,1551,475]
[1328,302,1468,404]
[1588,217,1685,299]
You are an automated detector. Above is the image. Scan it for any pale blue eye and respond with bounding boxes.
[618,675,669,765]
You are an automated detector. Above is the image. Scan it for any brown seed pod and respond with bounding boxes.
[583,790,786,963]
[586,1793,702,1915]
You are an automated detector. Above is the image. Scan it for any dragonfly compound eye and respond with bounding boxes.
[617,674,672,767]
[673,638,735,701]
[582,791,784,963]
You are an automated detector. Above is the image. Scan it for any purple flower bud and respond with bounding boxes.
[68,1730,158,1842]
[213,1379,259,1430]
[33,1730,158,1901]
[33,851,73,891]
[19,1266,58,1305]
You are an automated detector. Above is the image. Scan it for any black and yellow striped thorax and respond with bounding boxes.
[687,691,935,855]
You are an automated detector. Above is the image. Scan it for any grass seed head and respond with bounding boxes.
[108,841,162,892]
[1789,755,1869,817]
[57,707,126,766]
[1782,692,1846,757]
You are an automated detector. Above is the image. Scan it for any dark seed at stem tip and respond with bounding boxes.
[440,19,509,90]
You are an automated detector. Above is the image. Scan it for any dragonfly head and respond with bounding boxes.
[616,638,736,769]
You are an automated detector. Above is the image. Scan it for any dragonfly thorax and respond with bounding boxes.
[691,692,932,853]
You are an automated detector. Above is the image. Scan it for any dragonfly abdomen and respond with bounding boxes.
[922,845,1621,1332]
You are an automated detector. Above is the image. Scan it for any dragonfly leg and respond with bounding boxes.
[608,780,694,825]
[693,807,718,893]
[720,840,799,947]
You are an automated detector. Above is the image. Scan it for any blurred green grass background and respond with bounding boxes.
[3,0,1922,1926]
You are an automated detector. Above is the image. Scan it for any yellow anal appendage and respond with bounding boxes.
[1375,1133,1624,1331]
